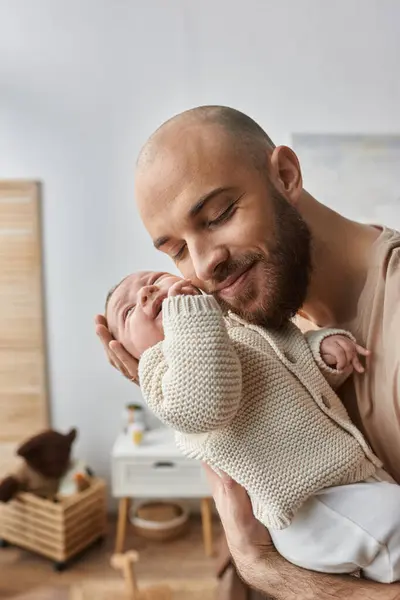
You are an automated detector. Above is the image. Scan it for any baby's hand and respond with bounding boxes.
[320,335,370,374]
[167,279,200,298]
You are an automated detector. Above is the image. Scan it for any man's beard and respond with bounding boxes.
[212,186,312,329]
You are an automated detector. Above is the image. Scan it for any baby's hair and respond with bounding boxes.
[105,275,129,314]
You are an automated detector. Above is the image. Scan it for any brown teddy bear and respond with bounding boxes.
[0,428,77,503]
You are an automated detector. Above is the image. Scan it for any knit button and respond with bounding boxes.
[284,351,296,363]
[321,395,331,409]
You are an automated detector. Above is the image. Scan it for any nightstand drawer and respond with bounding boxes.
[112,457,209,498]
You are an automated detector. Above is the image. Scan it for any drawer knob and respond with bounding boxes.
[153,461,175,469]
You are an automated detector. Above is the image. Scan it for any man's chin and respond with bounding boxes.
[215,294,291,330]
[214,294,261,320]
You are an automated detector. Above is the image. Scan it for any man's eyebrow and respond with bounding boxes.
[153,186,235,250]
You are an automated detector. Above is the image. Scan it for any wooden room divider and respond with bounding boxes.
[0,181,48,476]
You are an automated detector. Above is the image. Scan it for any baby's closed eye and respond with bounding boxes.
[123,305,136,321]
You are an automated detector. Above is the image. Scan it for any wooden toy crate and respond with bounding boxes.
[0,477,107,569]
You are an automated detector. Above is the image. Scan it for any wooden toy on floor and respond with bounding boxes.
[69,576,217,600]
[111,551,172,599]
[69,550,217,599]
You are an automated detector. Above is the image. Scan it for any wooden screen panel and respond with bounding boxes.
[0,181,48,476]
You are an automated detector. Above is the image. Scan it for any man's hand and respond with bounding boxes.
[321,335,370,373]
[204,465,400,600]
[94,314,139,383]
[203,464,276,589]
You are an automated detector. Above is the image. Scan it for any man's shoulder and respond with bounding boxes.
[375,227,400,288]
[385,229,400,274]
[376,227,400,261]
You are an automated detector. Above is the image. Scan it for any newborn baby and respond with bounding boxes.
[106,270,400,583]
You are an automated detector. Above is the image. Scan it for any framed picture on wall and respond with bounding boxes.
[292,134,400,230]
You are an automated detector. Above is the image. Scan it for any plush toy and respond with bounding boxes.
[0,428,80,503]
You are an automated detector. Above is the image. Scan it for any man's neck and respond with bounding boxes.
[298,193,381,328]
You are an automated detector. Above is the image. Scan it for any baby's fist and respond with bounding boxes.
[167,279,200,298]
[321,335,370,374]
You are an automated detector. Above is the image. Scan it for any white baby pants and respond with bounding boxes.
[270,470,400,583]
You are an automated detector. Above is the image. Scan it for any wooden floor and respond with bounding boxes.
[0,515,221,600]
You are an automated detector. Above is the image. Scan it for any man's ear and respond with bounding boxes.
[270,146,303,205]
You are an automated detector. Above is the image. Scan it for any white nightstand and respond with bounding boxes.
[111,428,214,556]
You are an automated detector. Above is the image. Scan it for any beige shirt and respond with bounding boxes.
[333,227,400,483]
[296,227,400,483]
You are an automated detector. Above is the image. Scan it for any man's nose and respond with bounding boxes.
[190,243,229,284]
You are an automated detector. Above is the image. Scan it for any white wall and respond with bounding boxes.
[1,0,399,493]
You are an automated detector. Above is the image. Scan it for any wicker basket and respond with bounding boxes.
[130,501,189,542]
[0,477,107,568]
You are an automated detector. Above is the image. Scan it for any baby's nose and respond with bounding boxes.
[138,285,157,306]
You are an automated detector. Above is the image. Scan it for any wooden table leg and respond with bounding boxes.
[200,497,213,557]
[115,497,130,554]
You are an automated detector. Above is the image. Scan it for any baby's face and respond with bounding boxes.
[106,271,191,358]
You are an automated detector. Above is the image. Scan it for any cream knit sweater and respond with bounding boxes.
[139,295,381,530]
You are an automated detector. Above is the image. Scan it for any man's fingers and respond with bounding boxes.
[109,340,139,382]
[94,314,107,328]
[203,464,272,557]
[203,465,257,528]
[95,314,139,382]
[96,323,114,351]
[95,319,122,371]
[203,464,233,495]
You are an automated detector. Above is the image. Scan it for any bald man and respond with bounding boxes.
[95,106,400,600]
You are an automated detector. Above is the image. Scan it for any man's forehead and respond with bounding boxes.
[136,125,241,200]
[137,156,243,234]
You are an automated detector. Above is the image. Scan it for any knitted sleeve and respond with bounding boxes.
[305,328,357,390]
[138,294,242,434]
